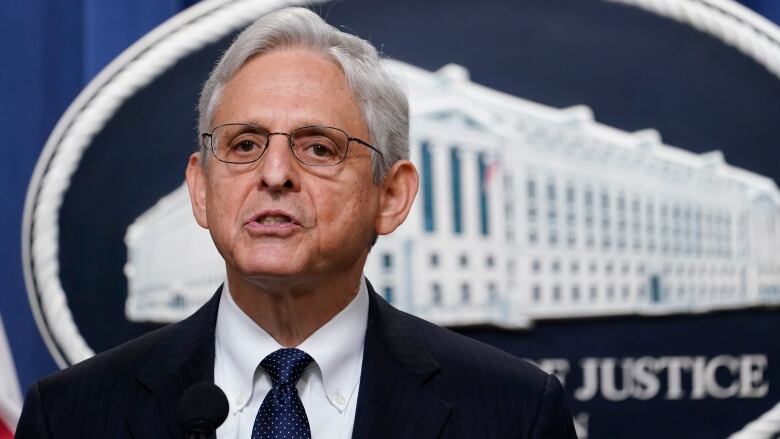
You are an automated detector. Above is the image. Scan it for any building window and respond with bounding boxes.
[650,275,661,303]
[171,294,185,309]
[646,201,655,250]
[617,194,627,249]
[547,179,558,246]
[660,204,670,253]
[430,253,439,267]
[553,285,562,302]
[382,253,393,271]
[450,148,463,234]
[459,254,468,267]
[552,260,561,273]
[421,141,435,232]
[566,184,575,204]
[572,286,580,301]
[570,261,579,273]
[547,179,557,202]
[527,178,536,198]
[478,153,490,236]
[486,255,495,268]
[532,259,541,272]
[601,191,610,212]
[584,187,594,220]
[532,285,542,302]
[590,286,598,300]
[461,283,471,303]
[694,209,703,255]
[488,283,498,303]
[383,286,394,303]
[432,283,442,305]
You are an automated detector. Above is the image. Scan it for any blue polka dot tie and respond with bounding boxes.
[252,348,314,439]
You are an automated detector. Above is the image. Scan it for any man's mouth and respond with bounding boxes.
[245,210,301,236]
[255,215,293,225]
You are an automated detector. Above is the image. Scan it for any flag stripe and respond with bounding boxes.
[0,313,22,434]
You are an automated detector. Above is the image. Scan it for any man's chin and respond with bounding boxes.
[236,263,304,280]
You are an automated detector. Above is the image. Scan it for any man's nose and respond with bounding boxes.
[257,134,299,191]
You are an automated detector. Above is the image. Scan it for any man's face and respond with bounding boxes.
[188,48,381,285]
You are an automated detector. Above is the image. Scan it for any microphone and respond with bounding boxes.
[176,382,229,439]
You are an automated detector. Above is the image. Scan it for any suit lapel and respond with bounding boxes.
[122,282,452,438]
[125,288,222,439]
[352,282,452,439]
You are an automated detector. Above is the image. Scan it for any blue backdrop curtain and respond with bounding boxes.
[0,0,195,393]
[739,0,780,23]
[1,0,779,396]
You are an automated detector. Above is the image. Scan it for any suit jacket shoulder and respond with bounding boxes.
[413,310,575,439]
[17,282,576,439]
[353,285,577,439]
[16,290,221,439]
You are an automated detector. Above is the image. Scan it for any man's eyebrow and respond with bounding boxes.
[241,119,335,130]
[233,120,267,130]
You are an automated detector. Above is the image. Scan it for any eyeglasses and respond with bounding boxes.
[200,123,382,167]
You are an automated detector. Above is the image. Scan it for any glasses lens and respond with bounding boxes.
[212,124,267,164]
[291,126,349,166]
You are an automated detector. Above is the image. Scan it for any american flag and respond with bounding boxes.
[482,156,500,189]
[0,313,22,438]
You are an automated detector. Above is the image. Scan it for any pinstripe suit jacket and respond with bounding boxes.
[17,281,577,438]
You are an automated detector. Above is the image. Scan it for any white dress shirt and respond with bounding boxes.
[214,277,368,439]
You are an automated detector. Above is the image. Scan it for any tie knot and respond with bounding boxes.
[260,348,313,387]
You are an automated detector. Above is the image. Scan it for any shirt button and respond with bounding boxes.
[335,393,346,405]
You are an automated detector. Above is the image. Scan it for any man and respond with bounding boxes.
[17,7,577,439]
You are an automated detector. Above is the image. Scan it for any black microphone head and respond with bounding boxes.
[176,382,229,435]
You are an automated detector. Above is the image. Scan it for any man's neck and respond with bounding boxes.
[225,267,364,347]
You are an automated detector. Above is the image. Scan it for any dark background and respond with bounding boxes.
[4,0,780,437]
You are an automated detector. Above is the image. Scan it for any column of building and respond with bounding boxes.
[458,146,479,311]
[461,148,480,240]
[431,140,453,308]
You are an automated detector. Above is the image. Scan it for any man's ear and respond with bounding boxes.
[375,160,419,235]
[185,153,209,229]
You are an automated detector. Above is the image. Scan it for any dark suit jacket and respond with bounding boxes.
[17,282,577,438]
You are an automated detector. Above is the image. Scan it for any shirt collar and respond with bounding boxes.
[215,281,282,412]
[214,276,368,413]
[298,276,368,411]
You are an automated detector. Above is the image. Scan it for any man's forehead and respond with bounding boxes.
[212,49,367,133]
[228,49,350,93]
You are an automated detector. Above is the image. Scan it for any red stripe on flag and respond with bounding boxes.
[0,418,12,439]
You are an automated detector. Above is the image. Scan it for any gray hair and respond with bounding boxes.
[197,7,409,183]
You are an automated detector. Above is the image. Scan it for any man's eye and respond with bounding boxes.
[310,143,334,157]
[299,139,338,158]
[233,140,258,152]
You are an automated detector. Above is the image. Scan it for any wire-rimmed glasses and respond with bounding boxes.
[200,123,382,167]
